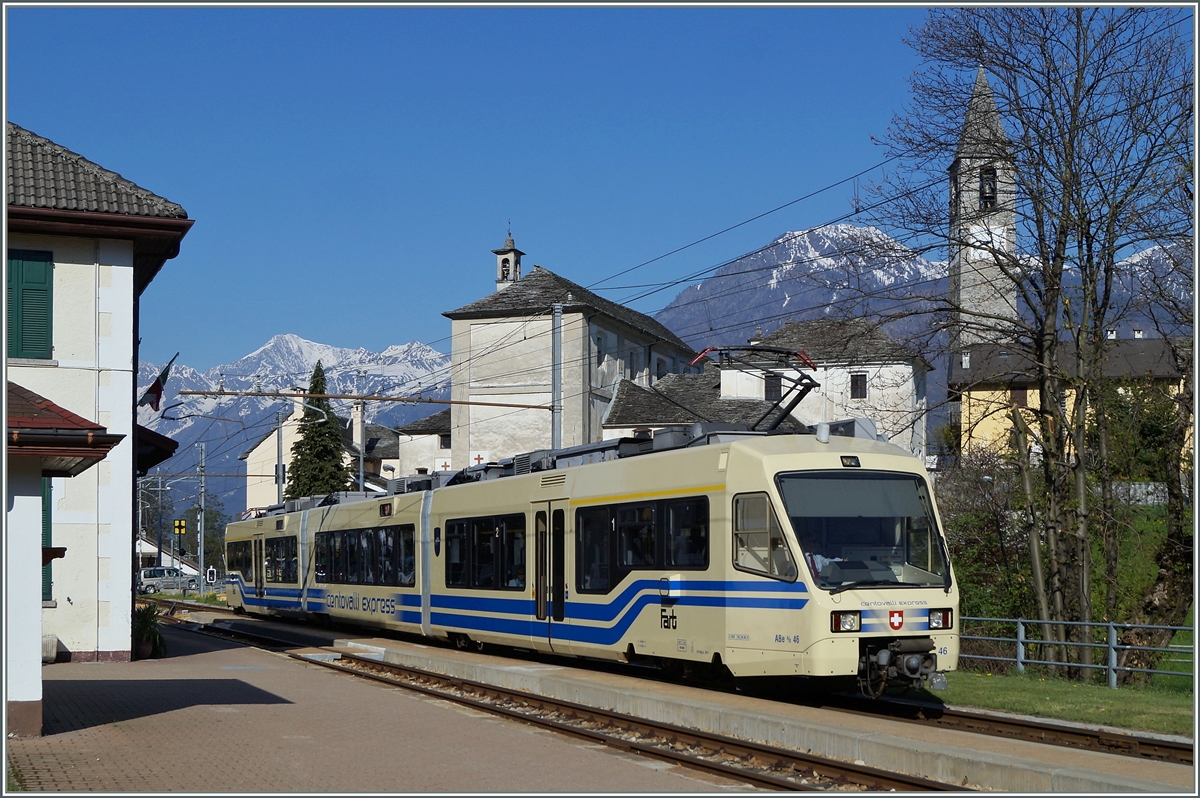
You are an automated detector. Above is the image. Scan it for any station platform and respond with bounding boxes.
[5,625,735,792]
[306,628,1194,793]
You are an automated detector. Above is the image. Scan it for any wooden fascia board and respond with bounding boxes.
[7,206,194,294]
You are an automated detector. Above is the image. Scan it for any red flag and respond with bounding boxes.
[138,353,179,412]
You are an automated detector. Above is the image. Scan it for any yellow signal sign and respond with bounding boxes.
[173,519,187,535]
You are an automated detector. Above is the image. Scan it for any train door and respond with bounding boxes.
[252,534,266,600]
[533,500,569,653]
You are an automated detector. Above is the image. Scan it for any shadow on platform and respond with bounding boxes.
[42,678,291,734]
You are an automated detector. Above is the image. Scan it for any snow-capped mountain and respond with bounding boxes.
[138,335,450,513]
[654,224,945,350]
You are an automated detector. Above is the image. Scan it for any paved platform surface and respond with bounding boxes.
[307,628,1194,794]
[6,626,737,792]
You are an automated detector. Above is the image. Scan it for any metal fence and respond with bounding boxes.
[960,616,1193,689]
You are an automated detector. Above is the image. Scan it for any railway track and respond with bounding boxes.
[155,603,1192,771]
[302,650,964,791]
[835,694,1193,767]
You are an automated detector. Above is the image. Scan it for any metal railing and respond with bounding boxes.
[960,616,1193,688]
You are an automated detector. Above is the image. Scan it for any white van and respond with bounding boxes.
[137,567,198,594]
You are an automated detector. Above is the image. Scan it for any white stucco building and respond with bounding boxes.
[6,122,191,734]
[601,318,930,456]
[441,237,698,466]
[240,400,401,512]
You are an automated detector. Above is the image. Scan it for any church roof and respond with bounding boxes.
[444,265,692,352]
[954,67,1012,161]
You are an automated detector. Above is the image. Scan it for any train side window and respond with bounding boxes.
[264,536,298,583]
[332,531,345,582]
[733,493,796,581]
[617,504,655,568]
[445,520,468,587]
[346,531,359,584]
[500,514,526,590]
[398,525,416,587]
[576,506,611,593]
[315,533,329,583]
[379,528,394,586]
[665,498,709,569]
[471,518,496,588]
[360,529,375,584]
[227,540,253,582]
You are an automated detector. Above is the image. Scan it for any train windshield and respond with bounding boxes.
[775,471,950,592]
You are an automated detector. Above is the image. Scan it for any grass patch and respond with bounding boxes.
[8,757,24,791]
[934,670,1194,737]
[1151,604,1194,688]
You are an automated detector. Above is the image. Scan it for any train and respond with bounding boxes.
[224,419,959,696]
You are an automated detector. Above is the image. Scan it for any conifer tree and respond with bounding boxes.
[285,361,350,500]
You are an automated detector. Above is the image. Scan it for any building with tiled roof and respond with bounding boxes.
[697,318,932,455]
[239,402,411,511]
[948,336,1190,453]
[602,362,806,437]
[393,408,454,476]
[7,122,192,735]
[441,237,699,465]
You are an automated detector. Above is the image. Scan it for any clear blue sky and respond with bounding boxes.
[6,5,931,371]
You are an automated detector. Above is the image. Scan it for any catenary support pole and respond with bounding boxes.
[552,303,562,450]
[276,408,284,505]
[198,443,206,597]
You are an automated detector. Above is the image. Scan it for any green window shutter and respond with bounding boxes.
[42,478,53,602]
[7,250,54,359]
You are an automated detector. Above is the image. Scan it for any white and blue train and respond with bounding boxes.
[225,421,959,695]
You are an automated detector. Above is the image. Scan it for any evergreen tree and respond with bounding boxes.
[285,361,350,500]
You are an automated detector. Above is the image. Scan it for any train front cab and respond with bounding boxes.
[722,436,959,694]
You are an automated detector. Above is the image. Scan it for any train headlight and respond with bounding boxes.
[928,608,953,630]
[831,611,861,632]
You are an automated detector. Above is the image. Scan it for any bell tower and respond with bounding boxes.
[493,231,524,292]
[948,67,1018,347]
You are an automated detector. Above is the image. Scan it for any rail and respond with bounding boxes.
[960,616,1193,688]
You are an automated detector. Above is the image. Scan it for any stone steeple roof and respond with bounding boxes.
[444,265,692,352]
[954,67,1011,162]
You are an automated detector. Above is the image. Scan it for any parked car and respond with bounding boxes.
[137,567,198,594]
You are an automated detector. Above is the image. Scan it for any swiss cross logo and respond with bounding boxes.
[889,611,904,630]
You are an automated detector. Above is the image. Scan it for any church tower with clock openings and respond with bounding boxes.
[948,67,1018,349]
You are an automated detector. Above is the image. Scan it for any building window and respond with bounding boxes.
[850,373,867,400]
[655,358,668,380]
[1011,387,1027,407]
[7,249,53,359]
[764,374,782,402]
[979,168,998,210]
[439,434,451,450]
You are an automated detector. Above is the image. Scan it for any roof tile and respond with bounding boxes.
[7,122,188,218]
[444,266,691,352]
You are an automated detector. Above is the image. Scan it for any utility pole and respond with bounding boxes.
[156,474,164,567]
[356,369,367,491]
[275,408,285,505]
[551,303,563,450]
[198,443,206,598]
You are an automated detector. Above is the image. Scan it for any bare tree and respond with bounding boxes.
[853,8,1192,669]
